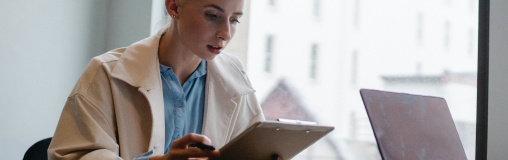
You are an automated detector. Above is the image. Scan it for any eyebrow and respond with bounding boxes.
[204,4,243,15]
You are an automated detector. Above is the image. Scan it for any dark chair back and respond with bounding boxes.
[23,137,52,160]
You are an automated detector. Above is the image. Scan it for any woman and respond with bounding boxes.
[48,0,265,159]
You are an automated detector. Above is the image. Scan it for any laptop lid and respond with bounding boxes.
[360,89,467,160]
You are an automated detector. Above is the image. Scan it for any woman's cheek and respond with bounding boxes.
[183,20,208,42]
[230,26,237,39]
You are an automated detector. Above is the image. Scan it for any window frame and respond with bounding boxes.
[476,0,489,159]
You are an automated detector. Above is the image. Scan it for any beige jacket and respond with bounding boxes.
[48,28,265,160]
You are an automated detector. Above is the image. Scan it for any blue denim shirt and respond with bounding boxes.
[134,60,206,160]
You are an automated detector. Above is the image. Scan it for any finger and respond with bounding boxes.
[172,133,212,149]
[188,150,219,160]
[169,148,220,160]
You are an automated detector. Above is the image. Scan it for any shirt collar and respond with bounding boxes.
[159,60,207,81]
[192,60,207,79]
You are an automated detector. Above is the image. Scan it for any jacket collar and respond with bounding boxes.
[110,26,254,99]
[110,30,163,91]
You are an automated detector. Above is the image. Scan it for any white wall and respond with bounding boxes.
[105,1,152,51]
[488,0,508,159]
[0,2,99,159]
[0,1,151,159]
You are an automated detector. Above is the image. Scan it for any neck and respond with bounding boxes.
[158,25,202,86]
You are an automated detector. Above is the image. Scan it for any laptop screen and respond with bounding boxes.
[360,89,467,160]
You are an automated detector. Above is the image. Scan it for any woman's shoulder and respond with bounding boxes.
[82,48,126,78]
[90,48,127,65]
[69,48,127,96]
[88,47,132,70]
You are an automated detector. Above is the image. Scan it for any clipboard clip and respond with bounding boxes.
[277,118,317,125]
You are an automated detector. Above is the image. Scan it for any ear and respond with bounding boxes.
[165,0,179,19]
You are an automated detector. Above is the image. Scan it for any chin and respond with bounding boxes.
[200,53,219,61]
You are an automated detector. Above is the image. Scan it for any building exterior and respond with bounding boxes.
[238,0,478,159]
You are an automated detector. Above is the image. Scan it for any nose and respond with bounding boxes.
[216,21,232,41]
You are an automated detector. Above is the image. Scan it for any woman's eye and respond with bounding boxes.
[206,13,218,19]
[231,19,241,24]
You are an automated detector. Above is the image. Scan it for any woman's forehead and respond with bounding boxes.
[185,0,245,13]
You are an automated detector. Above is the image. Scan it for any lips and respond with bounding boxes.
[207,45,223,54]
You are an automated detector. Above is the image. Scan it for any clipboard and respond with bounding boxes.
[219,121,334,160]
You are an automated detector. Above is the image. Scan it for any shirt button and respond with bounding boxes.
[179,101,184,107]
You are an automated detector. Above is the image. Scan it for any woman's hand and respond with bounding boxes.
[150,134,220,160]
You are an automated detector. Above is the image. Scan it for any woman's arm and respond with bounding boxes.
[48,55,122,160]
[48,94,120,160]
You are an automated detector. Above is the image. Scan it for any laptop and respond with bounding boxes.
[360,89,467,160]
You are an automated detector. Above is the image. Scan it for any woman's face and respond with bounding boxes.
[175,0,245,60]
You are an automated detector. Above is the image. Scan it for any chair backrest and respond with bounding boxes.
[23,137,52,160]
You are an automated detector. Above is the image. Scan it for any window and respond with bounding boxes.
[310,44,318,79]
[416,62,422,75]
[351,51,358,85]
[313,0,320,17]
[417,12,423,44]
[242,0,478,159]
[268,0,275,6]
[354,0,361,28]
[444,20,451,50]
[265,35,274,73]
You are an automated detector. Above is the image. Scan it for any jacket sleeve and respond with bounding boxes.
[48,93,120,160]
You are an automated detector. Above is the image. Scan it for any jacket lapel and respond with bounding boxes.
[110,29,166,155]
[202,53,255,148]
